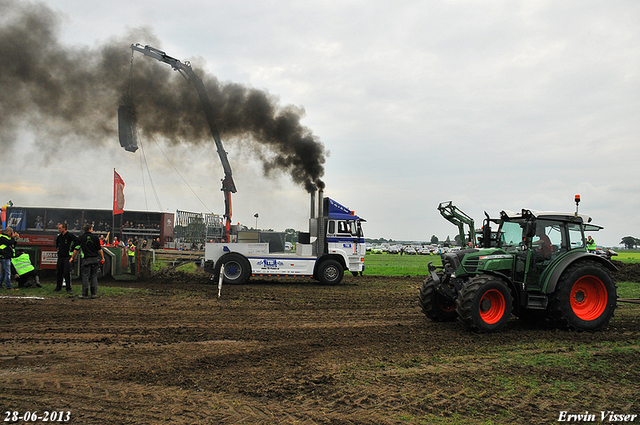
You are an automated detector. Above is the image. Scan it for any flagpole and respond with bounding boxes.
[112,168,115,244]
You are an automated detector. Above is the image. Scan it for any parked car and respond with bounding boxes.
[595,248,617,260]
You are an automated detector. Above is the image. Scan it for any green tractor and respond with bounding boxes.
[419,197,617,332]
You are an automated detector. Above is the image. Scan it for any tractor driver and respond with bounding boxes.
[533,227,552,257]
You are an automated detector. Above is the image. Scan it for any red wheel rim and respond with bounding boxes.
[479,289,505,324]
[570,276,607,320]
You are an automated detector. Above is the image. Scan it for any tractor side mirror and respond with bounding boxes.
[524,220,537,239]
[481,219,492,248]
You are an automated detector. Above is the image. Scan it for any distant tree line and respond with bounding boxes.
[620,236,640,249]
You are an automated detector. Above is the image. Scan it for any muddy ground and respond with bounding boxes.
[1,264,639,424]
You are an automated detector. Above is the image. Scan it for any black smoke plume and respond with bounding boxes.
[0,0,326,192]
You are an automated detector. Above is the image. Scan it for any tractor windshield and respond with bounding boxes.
[497,221,523,251]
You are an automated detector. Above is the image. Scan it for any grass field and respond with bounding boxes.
[613,250,640,263]
[364,252,442,276]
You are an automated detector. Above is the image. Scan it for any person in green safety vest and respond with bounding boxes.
[11,250,41,288]
[586,235,597,253]
[0,227,19,290]
[127,239,136,274]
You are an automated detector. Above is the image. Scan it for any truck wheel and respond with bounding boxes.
[217,253,250,285]
[548,260,617,331]
[318,260,344,285]
[457,275,512,333]
[418,273,457,322]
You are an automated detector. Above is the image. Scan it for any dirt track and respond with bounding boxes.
[1,270,639,424]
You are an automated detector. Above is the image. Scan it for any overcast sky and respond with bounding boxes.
[1,0,638,247]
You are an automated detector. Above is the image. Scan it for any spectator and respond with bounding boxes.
[11,250,41,288]
[127,239,136,273]
[0,227,19,290]
[73,224,105,299]
[586,235,597,253]
[55,222,78,293]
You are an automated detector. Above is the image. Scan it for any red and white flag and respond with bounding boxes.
[113,169,125,215]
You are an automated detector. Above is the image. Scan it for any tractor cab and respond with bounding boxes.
[496,209,597,292]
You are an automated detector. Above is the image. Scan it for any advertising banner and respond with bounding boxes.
[7,209,26,231]
[40,248,58,269]
[17,234,56,246]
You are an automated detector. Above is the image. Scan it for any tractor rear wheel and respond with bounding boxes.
[418,273,457,322]
[457,274,512,333]
[548,260,617,331]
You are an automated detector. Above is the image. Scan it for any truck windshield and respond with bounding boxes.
[498,221,523,251]
[337,220,361,237]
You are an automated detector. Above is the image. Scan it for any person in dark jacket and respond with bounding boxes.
[72,224,105,299]
[0,227,19,290]
[55,223,78,293]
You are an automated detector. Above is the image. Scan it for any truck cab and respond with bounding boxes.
[324,198,366,274]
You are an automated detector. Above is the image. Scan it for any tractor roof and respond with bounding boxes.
[501,209,592,223]
[500,209,604,231]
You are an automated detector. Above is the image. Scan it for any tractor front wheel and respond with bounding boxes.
[457,275,512,333]
[549,260,617,331]
[418,273,457,322]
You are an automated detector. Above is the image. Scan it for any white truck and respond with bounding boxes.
[204,193,366,285]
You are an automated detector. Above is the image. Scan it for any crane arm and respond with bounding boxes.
[438,201,476,247]
[131,44,236,240]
